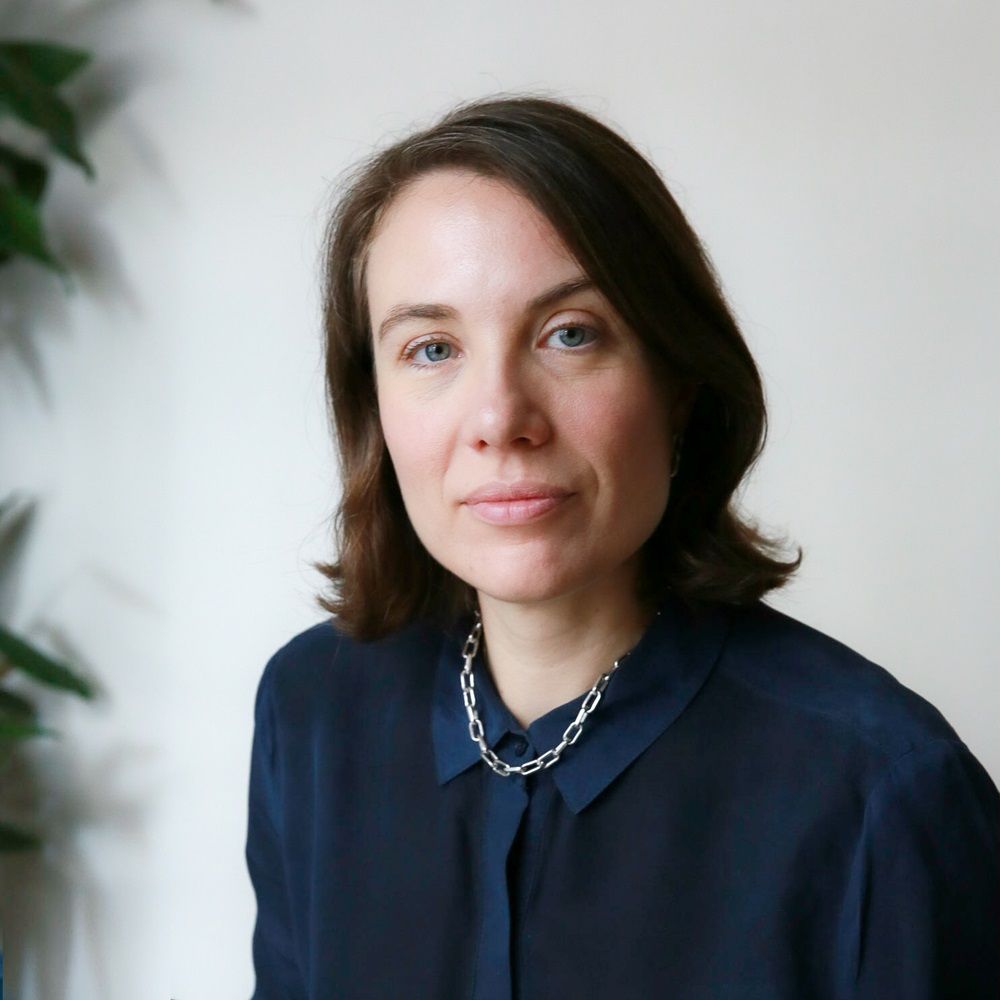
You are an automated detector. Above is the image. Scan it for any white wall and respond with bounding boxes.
[0,0,997,996]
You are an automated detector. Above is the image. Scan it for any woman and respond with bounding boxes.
[245,94,1000,999]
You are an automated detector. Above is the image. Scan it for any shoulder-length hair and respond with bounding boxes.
[311,92,802,641]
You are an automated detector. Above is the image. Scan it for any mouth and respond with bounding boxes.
[461,480,575,526]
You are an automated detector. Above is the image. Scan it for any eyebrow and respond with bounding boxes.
[375,275,597,344]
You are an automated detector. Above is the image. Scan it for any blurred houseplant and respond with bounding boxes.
[0,39,96,852]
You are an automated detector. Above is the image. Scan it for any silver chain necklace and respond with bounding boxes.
[460,607,657,778]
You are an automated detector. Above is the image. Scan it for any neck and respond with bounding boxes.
[475,572,657,730]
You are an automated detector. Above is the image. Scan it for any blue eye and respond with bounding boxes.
[405,340,452,365]
[548,325,597,349]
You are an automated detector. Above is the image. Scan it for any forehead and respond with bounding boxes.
[365,168,581,310]
[372,168,563,246]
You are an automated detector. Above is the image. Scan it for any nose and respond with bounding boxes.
[463,353,552,452]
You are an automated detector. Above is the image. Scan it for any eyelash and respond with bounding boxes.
[401,324,600,368]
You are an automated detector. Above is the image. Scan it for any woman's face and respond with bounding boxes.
[368,167,681,607]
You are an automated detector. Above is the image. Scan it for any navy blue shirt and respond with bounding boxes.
[245,593,1000,998]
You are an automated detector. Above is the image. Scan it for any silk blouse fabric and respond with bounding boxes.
[245,593,1000,999]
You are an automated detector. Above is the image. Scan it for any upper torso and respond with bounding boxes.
[246,595,1000,999]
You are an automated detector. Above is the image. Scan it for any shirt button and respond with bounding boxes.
[512,739,528,757]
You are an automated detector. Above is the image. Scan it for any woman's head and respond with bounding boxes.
[368,167,680,618]
[313,93,802,640]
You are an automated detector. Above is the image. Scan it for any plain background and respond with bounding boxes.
[0,0,997,997]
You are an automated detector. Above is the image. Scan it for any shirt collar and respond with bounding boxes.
[431,591,736,814]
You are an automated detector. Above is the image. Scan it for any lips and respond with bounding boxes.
[462,481,575,526]
[462,480,572,504]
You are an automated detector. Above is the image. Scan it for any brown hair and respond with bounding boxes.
[311,92,802,640]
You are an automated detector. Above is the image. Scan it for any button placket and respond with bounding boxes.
[472,766,529,1000]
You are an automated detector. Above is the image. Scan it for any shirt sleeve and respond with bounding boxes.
[840,737,1000,999]
[245,652,305,1000]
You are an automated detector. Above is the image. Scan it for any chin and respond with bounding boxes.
[444,546,590,607]
[468,580,568,607]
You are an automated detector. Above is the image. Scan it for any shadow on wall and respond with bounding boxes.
[0,0,244,996]
[0,3,145,997]
[1,738,163,997]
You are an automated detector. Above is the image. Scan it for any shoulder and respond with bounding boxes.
[718,599,963,765]
[254,614,444,729]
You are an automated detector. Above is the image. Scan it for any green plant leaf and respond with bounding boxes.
[0,715,56,740]
[0,493,36,577]
[0,818,42,851]
[0,50,94,177]
[0,490,19,523]
[0,182,63,270]
[0,143,48,201]
[0,687,36,718]
[0,625,94,697]
[0,41,91,88]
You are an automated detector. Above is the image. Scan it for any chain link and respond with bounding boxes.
[459,608,657,777]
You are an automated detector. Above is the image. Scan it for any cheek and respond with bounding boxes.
[573,381,671,483]
[378,397,449,495]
